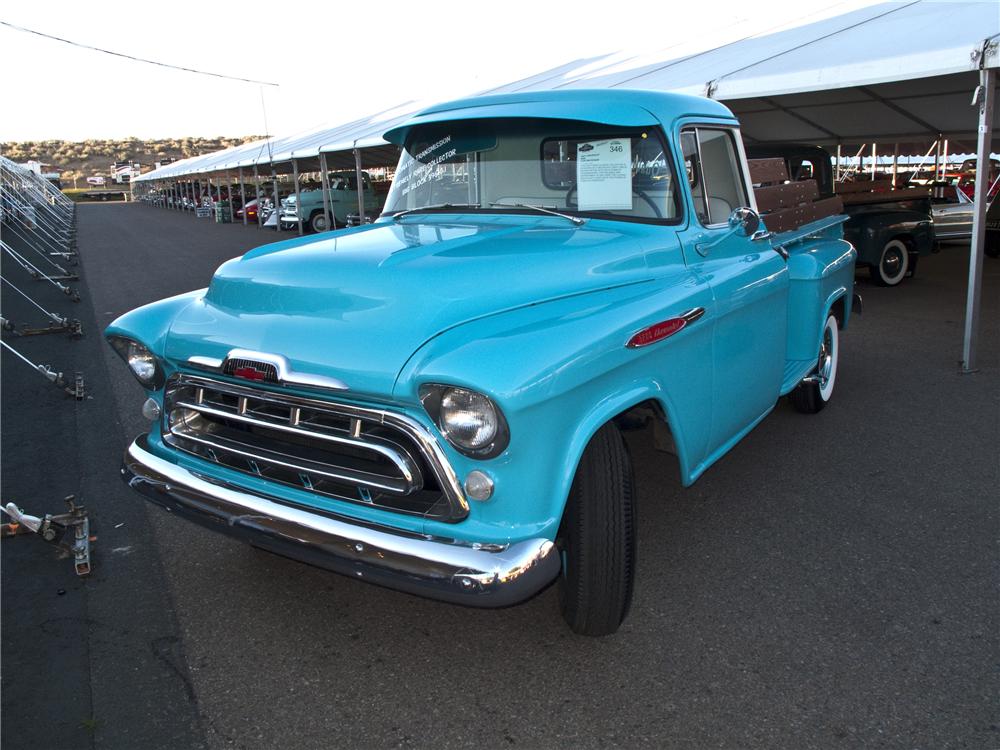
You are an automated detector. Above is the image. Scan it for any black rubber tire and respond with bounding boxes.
[791,313,839,414]
[558,422,636,637]
[870,238,909,286]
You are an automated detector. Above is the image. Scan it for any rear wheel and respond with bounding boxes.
[871,238,909,286]
[558,422,636,637]
[791,314,839,414]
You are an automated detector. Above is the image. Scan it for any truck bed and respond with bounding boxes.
[749,158,843,234]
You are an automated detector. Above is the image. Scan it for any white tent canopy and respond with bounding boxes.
[484,1,999,151]
[136,0,998,182]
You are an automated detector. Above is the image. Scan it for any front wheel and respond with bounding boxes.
[558,422,636,637]
[791,314,839,414]
[309,211,332,233]
[871,238,909,286]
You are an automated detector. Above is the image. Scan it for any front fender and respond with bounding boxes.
[395,277,714,545]
[844,210,934,263]
[104,288,206,357]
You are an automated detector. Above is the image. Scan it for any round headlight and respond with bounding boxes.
[107,335,163,389]
[439,388,498,451]
[420,384,510,458]
[128,348,157,383]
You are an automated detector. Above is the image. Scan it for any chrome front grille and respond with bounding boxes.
[162,375,467,521]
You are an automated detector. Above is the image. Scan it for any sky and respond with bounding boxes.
[1,0,885,143]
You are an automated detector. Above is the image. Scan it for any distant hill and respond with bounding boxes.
[0,137,265,186]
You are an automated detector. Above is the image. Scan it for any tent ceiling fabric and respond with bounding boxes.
[135,0,999,183]
[730,72,1000,150]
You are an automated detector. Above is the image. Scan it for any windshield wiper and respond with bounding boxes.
[489,202,585,226]
[390,203,481,221]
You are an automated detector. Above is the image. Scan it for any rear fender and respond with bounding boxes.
[784,238,855,361]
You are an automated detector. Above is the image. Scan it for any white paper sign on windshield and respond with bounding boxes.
[576,139,632,211]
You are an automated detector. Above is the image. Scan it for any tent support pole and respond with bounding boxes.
[961,66,995,373]
[253,165,261,229]
[239,168,247,226]
[933,137,941,181]
[272,173,280,232]
[354,148,365,224]
[870,143,877,180]
[225,170,233,222]
[892,144,899,188]
[835,144,841,183]
[942,139,949,180]
[292,159,302,236]
[319,152,332,232]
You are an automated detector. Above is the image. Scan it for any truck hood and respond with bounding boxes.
[163,215,657,397]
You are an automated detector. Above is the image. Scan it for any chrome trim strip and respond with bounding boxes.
[171,399,422,487]
[122,437,560,608]
[165,427,415,494]
[188,355,224,369]
[168,374,469,517]
[680,307,706,324]
[185,350,349,392]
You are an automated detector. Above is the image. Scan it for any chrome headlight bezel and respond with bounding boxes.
[419,384,510,459]
[107,335,164,390]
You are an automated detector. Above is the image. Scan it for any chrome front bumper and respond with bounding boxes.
[121,436,561,607]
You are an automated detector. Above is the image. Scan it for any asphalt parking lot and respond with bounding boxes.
[2,203,997,750]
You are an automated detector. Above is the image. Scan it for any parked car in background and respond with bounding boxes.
[747,144,933,286]
[931,184,974,240]
[108,89,858,636]
[279,172,383,232]
[237,199,259,222]
[957,158,1000,201]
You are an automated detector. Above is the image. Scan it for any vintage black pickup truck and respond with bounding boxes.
[748,144,933,286]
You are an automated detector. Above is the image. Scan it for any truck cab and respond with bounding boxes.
[108,90,857,636]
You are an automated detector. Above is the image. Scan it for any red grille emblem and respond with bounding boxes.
[232,366,267,381]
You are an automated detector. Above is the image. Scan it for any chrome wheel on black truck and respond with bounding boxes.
[558,422,636,637]
[871,238,909,286]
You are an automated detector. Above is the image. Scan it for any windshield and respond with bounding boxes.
[383,119,680,223]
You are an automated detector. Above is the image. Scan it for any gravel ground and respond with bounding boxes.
[2,204,997,750]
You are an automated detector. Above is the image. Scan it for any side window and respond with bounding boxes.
[681,127,748,226]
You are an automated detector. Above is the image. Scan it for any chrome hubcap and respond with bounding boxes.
[818,331,833,386]
[883,250,902,275]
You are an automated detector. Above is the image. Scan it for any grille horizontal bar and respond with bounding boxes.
[162,375,468,521]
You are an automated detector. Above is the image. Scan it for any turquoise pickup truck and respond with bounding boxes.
[279,171,382,232]
[108,90,858,636]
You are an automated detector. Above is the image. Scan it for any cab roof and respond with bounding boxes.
[383,89,737,145]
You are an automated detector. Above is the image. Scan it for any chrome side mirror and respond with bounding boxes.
[728,207,760,237]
